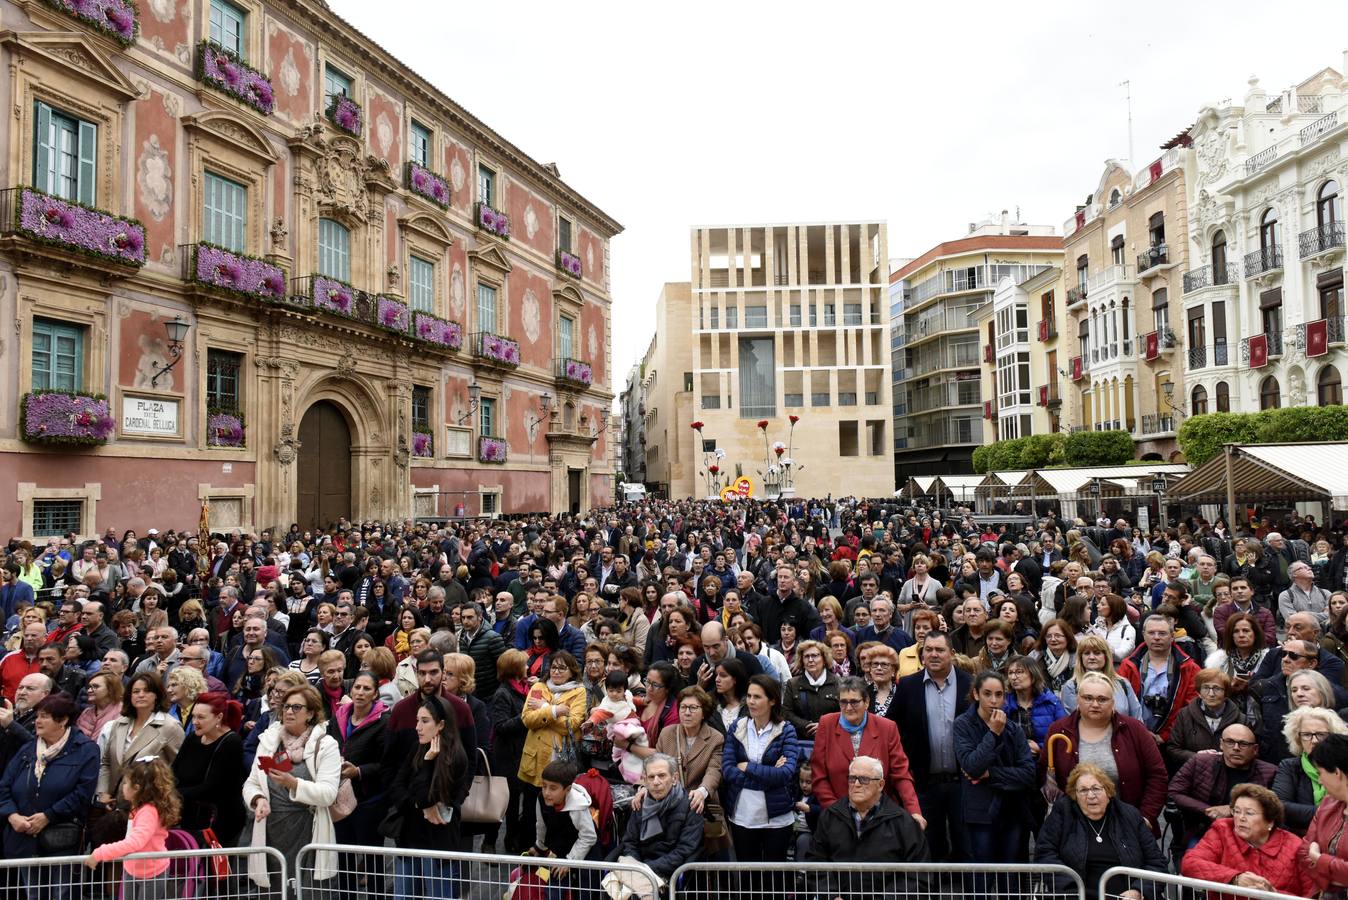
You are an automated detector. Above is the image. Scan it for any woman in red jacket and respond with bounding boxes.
[1300,733,1348,893]
[1182,784,1314,897]
[1040,671,1168,832]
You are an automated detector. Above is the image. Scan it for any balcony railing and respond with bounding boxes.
[1245,146,1279,176]
[1244,246,1283,277]
[1301,110,1339,147]
[1,187,147,272]
[1188,345,1207,369]
[470,331,520,367]
[1067,286,1087,307]
[556,357,592,387]
[1300,222,1346,259]
[1183,263,1239,293]
[1136,244,1169,273]
[1141,414,1176,435]
[1242,332,1285,362]
[1037,319,1057,341]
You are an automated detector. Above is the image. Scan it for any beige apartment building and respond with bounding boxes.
[1062,149,1191,460]
[892,216,1061,479]
[640,224,893,500]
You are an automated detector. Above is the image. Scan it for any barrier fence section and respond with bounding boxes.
[294,842,662,900]
[668,861,1088,900]
[1099,866,1310,900]
[0,845,286,898]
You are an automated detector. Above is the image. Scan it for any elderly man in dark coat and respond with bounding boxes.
[616,753,703,883]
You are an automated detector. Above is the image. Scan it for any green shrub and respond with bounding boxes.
[1177,407,1348,466]
[974,433,1069,473]
[1063,430,1135,467]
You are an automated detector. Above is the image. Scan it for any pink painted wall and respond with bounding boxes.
[266,25,313,125]
[0,453,256,537]
[507,184,554,258]
[366,91,402,168]
[132,88,176,269]
[580,300,606,386]
[116,308,182,393]
[136,0,188,62]
[577,227,604,290]
[447,242,469,327]
[508,268,554,369]
[410,467,549,514]
[444,139,472,215]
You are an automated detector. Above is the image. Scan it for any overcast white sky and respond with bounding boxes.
[332,0,1346,405]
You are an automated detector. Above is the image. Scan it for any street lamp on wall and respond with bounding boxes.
[457,382,482,425]
[526,392,553,445]
[149,316,191,388]
[591,408,612,437]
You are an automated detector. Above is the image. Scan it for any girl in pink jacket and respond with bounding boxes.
[86,757,179,898]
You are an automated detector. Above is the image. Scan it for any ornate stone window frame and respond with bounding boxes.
[405,101,437,167]
[18,482,100,540]
[2,31,139,213]
[469,243,511,334]
[401,212,454,318]
[198,337,253,451]
[198,482,255,534]
[316,45,364,114]
[15,283,108,399]
[184,110,276,254]
[199,0,264,64]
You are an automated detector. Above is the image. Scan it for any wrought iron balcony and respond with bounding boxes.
[1334,316,1346,346]
[1136,244,1169,273]
[1301,110,1339,147]
[1141,414,1176,435]
[1300,222,1345,259]
[1245,146,1279,176]
[1067,286,1087,307]
[1183,263,1239,293]
[1214,341,1229,366]
[1188,345,1207,369]
[1243,246,1283,277]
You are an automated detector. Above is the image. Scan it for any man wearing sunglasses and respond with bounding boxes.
[1167,723,1275,849]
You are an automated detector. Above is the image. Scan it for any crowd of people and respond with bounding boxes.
[3,498,1348,898]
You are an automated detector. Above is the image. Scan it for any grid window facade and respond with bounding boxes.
[33,500,82,538]
[206,349,243,414]
[204,172,247,252]
[318,218,351,281]
[33,102,95,205]
[209,0,246,57]
[409,256,435,313]
[32,318,84,391]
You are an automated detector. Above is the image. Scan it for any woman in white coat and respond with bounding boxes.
[242,683,342,894]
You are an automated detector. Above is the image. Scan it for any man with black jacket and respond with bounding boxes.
[756,566,820,644]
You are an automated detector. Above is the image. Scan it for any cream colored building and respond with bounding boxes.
[1061,148,1190,460]
[643,224,893,500]
[974,266,1066,442]
[892,215,1061,479]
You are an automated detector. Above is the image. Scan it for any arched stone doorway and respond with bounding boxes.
[297,400,352,529]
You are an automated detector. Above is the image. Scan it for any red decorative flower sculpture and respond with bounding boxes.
[690,421,704,431]
[756,420,769,430]
[708,465,719,475]
[774,447,784,457]
[789,415,799,425]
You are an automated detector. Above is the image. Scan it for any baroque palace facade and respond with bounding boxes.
[0,0,620,538]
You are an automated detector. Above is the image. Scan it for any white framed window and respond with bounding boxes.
[409,121,430,168]
[409,255,434,313]
[204,172,246,252]
[209,0,246,58]
[479,397,495,437]
[558,315,574,359]
[476,283,497,333]
[34,102,95,205]
[478,164,495,207]
[32,318,84,391]
[317,218,350,281]
[558,215,572,252]
[324,65,352,106]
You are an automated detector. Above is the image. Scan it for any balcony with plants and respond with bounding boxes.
[183,242,286,302]
[1,187,145,274]
[20,390,115,446]
[476,202,510,240]
[406,162,451,209]
[325,95,362,137]
[556,358,592,387]
[479,435,508,464]
[197,42,274,116]
[471,331,520,368]
[556,249,582,279]
[38,0,138,45]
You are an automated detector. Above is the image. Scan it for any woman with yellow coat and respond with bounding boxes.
[518,650,587,844]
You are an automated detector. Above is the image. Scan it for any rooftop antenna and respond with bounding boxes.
[1119,79,1135,169]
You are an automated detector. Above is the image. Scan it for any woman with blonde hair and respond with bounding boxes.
[393,627,432,697]
[1274,704,1348,833]
[1059,634,1145,718]
[166,666,207,735]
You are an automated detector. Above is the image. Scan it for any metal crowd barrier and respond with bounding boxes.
[1099,866,1309,900]
[0,845,285,898]
[668,861,1088,900]
[294,842,662,900]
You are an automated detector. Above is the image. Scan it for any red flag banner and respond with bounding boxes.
[1145,331,1159,361]
[1071,357,1083,380]
[1249,333,1268,368]
[983,401,993,419]
[1307,319,1329,357]
[1039,386,1049,406]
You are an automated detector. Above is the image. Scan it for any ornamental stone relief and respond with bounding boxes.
[521,290,540,343]
[524,205,539,239]
[376,112,393,158]
[280,49,301,98]
[136,134,172,222]
[145,0,174,23]
[450,157,465,193]
[587,324,598,359]
[450,263,465,316]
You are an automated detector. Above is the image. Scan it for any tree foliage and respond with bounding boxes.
[1062,430,1135,467]
[1177,407,1348,466]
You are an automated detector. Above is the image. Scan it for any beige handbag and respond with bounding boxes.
[462,748,509,823]
[330,777,357,822]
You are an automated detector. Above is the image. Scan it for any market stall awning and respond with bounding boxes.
[1167,442,1348,506]
[935,475,985,502]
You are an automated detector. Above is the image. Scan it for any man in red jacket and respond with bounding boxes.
[0,622,44,702]
[811,677,924,827]
[1119,613,1199,746]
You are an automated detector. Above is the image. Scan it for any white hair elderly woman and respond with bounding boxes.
[1273,704,1348,834]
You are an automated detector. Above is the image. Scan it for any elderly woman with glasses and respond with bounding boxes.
[810,676,922,821]
[1041,671,1168,834]
[1252,661,1339,763]
[1035,763,1168,900]
[1274,705,1348,834]
[1163,668,1246,771]
[782,640,840,743]
[1182,784,1313,896]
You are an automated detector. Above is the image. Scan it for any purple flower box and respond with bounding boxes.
[413,313,463,350]
[476,202,510,240]
[556,249,582,279]
[326,96,362,137]
[40,0,138,45]
[406,162,451,209]
[207,413,245,448]
[412,431,433,458]
[479,436,508,464]
[562,359,593,386]
[478,332,520,367]
[192,243,286,301]
[377,296,411,333]
[311,275,357,316]
[15,188,146,267]
[20,391,115,446]
[198,42,274,116]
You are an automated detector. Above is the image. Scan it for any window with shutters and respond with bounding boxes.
[409,256,434,313]
[33,102,96,205]
[203,172,247,252]
[324,65,352,106]
[479,397,495,437]
[478,165,495,207]
[409,121,430,168]
[412,385,431,432]
[318,218,351,281]
[31,318,84,391]
[477,283,498,333]
[558,315,574,360]
[206,349,242,415]
[209,0,247,58]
